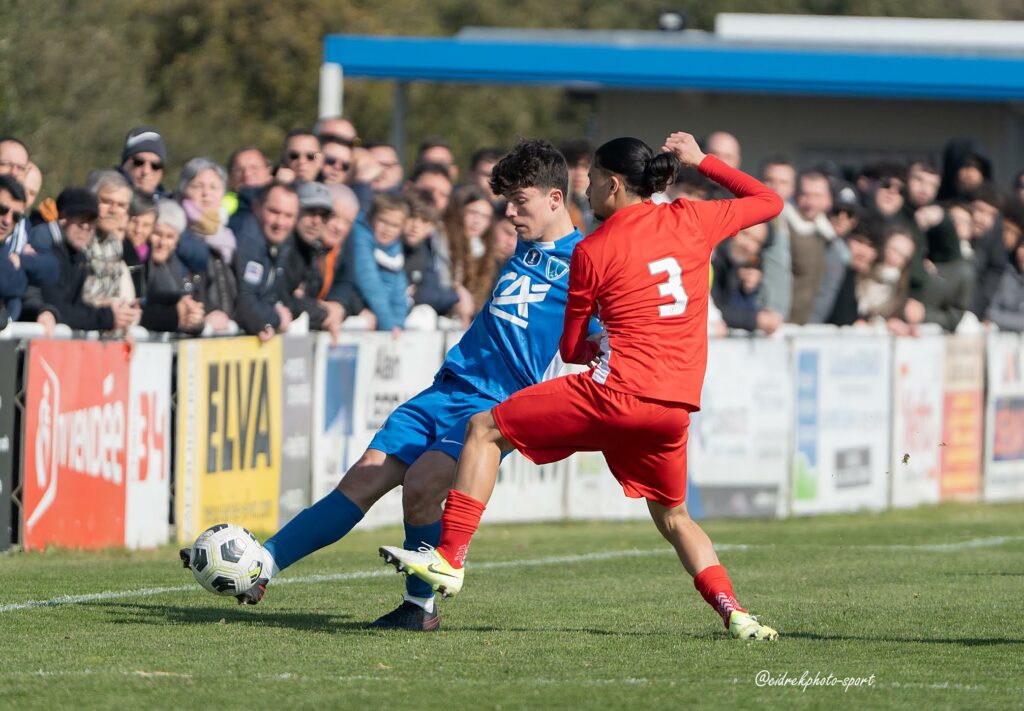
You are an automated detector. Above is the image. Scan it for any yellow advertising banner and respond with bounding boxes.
[175,337,282,543]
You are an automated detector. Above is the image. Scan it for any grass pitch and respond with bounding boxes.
[1,503,1022,710]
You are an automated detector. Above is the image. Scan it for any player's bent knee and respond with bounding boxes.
[338,450,404,509]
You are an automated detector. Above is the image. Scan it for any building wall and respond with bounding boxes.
[596,91,1024,184]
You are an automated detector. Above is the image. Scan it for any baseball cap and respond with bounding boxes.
[297,181,333,212]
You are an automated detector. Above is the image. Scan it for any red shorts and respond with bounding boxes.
[492,372,691,507]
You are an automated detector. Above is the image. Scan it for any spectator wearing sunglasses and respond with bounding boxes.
[0,175,29,326]
[319,135,353,186]
[119,126,169,200]
[0,140,45,265]
[281,130,323,183]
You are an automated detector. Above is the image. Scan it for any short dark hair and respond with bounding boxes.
[410,162,453,184]
[418,136,451,154]
[228,145,270,173]
[847,228,878,249]
[972,182,1002,210]
[369,192,410,222]
[559,139,593,167]
[869,160,907,184]
[593,137,677,199]
[1003,196,1024,231]
[405,187,440,223]
[321,135,354,149]
[257,181,299,205]
[284,128,318,143]
[490,139,569,198]
[760,154,793,170]
[909,158,939,175]
[0,174,26,203]
[282,129,319,158]
[672,166,715,195]
[799,169,830,186]
[470,147,504,171]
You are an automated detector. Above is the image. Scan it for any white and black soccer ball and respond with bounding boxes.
[187,524,265,596]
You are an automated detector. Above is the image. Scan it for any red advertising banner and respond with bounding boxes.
[22,340,131,550]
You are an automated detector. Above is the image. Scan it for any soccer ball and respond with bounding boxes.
[187,523,265,596]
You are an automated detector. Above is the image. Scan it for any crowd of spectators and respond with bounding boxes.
[694,132,1024,336]
[1,122,1022,339]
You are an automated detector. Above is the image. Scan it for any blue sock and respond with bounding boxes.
[264,490,364,573]
[403,520,442,600]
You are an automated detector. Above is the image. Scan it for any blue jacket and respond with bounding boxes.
[351,219,408,330]
[176,229,211,273]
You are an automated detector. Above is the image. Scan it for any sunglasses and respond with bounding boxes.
[131,156,164,170]
[0,203,24,222]
[323,156,351,170]
[287,150,320,162]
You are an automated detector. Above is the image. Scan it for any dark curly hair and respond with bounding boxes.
[594,137,678,199]
[489,139,568,199]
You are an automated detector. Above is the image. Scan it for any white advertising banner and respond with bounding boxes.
[125,343,172,548]
[564,452,650,521]
[889,336,946,508]
[311,333,370,502]
[791,334,892,515]
[357,332,444,439]
[687,338,792,519]
[486,452,569,524]
[984,333,1024,502]
[356,332,445,529]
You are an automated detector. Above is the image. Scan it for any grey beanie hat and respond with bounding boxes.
[176,157,227,198]
[155,199,187,235]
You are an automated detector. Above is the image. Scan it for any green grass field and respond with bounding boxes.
[2,503,1023,710]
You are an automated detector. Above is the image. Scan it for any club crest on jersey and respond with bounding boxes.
[523,248,542,267]
[546,257,569,281]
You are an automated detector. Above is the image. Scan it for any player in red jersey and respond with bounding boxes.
[381,132,784,640]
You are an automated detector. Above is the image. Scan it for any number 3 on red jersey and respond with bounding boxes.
[648,257,688,317]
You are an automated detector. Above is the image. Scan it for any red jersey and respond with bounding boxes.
[558,155,783,408]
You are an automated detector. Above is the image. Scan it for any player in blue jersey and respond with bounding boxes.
[181,139,593,630]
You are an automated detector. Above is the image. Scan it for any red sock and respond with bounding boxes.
[693,564,746,628]
[436,489,486,568]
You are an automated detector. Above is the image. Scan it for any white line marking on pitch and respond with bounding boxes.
[0,536,1019,614]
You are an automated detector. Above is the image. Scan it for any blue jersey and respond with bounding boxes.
[441,229,595,402]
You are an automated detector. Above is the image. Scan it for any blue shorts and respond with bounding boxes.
[368,372,502,465]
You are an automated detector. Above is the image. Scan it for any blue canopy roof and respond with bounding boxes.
[323,30,1024,101]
